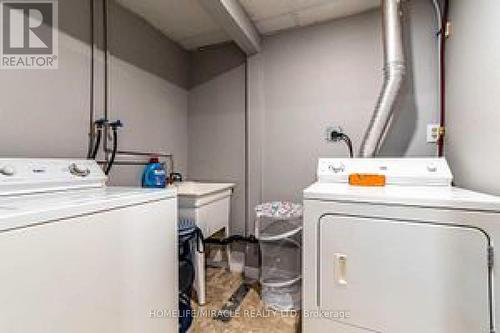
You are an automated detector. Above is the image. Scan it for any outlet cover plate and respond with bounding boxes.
[427,123,440,143]
[326,126,343,142]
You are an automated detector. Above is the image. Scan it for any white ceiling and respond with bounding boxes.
[115,0,230,50]
[239,0,380,35]
[116,0,380,50]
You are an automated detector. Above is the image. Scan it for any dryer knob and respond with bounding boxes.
[329,162,345,173]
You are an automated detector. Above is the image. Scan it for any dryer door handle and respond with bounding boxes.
[334,253,348,286]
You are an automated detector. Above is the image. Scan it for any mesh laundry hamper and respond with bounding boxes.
[255,202,303,311]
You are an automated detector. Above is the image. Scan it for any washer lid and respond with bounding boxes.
[317,158,453,186]
[0,186,177,232]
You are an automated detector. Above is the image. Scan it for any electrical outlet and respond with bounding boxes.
[427,123,440,143]
[326,126,343,142]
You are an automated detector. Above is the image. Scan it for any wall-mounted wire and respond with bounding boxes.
[340,133,354,158]
[329,129,354,158]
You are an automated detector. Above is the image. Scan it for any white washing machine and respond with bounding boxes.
[0,159,178,333]
[303,158,500,333]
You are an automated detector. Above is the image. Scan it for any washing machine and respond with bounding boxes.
[303,158,500,333]
[0,158,178,332]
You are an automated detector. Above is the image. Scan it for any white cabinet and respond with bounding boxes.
[177,182,234,238]
[318,215,491,333]
[176,181,234,305]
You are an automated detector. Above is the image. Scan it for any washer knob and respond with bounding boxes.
[0,166,15,176]
[427,163,437,173]
[69,163,90,177]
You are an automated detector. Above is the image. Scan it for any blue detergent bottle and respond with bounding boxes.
[142,157,166,188]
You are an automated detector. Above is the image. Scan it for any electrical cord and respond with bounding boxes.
[330,130,354,158]
[340,133,354,158]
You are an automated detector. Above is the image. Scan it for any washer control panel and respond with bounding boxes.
[317,158,453,186]
[0,159,106,195]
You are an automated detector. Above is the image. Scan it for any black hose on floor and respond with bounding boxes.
[204,235,258,246]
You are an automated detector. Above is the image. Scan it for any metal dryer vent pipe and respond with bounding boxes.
[359,0,406,157]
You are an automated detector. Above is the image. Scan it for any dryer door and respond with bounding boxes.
[318,215,492,333]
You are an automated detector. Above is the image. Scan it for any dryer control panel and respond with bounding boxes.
[317,158,453,186]
[0,159,106,196]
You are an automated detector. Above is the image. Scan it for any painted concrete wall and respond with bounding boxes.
[247,2,440,220]
[107,1,189,186]
[445,0,500,195]
[188,43,246,235]
[0,0,190,187]
[0,0,92,158]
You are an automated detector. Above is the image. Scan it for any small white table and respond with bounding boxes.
[177,181,235,305]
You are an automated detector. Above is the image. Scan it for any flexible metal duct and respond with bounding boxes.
[359,0,406,157]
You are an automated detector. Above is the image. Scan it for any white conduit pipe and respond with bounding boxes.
[359,0,406,157]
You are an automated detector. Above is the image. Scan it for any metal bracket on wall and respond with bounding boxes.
[101,149,175,172]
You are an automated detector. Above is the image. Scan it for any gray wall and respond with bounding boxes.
[0,0,91,158]
[445,0,500,195]
[0,0,190,187]
[188,43,246,235]
[247,2,440,220]
[107,1,189,185]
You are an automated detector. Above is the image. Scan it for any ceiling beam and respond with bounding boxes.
[197,0,261,55]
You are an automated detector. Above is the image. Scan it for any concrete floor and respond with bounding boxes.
[189,267,300,333]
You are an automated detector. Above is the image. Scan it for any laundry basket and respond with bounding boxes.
[255,202,303,311]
